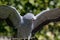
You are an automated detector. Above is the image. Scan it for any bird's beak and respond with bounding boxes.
[32,19,35,21]
[32,17,36,21]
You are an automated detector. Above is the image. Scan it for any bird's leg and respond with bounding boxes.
[28,33,31,40]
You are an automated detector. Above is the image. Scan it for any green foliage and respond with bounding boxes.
[0,20,14,36]
[35,21,60,40]
[0,0,60,40]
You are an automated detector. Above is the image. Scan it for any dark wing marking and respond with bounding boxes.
[33,8,60,29]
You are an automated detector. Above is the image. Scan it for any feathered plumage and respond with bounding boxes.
[0,6,60,40]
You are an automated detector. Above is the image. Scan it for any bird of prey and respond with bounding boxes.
[0,5,60,40]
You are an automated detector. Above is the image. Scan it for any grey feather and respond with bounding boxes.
[0,6,21,29]
[33,8,60,29]
[17,13,35,39]
[0,6,60,40]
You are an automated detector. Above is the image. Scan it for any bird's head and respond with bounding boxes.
[23,13,36,21]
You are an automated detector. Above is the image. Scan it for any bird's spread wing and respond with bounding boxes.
[7,6,21,28]
[33,8,60,29]
[0,6,11,19]
[0,5,21,28]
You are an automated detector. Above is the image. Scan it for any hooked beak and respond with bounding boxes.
[32,17,36,21]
